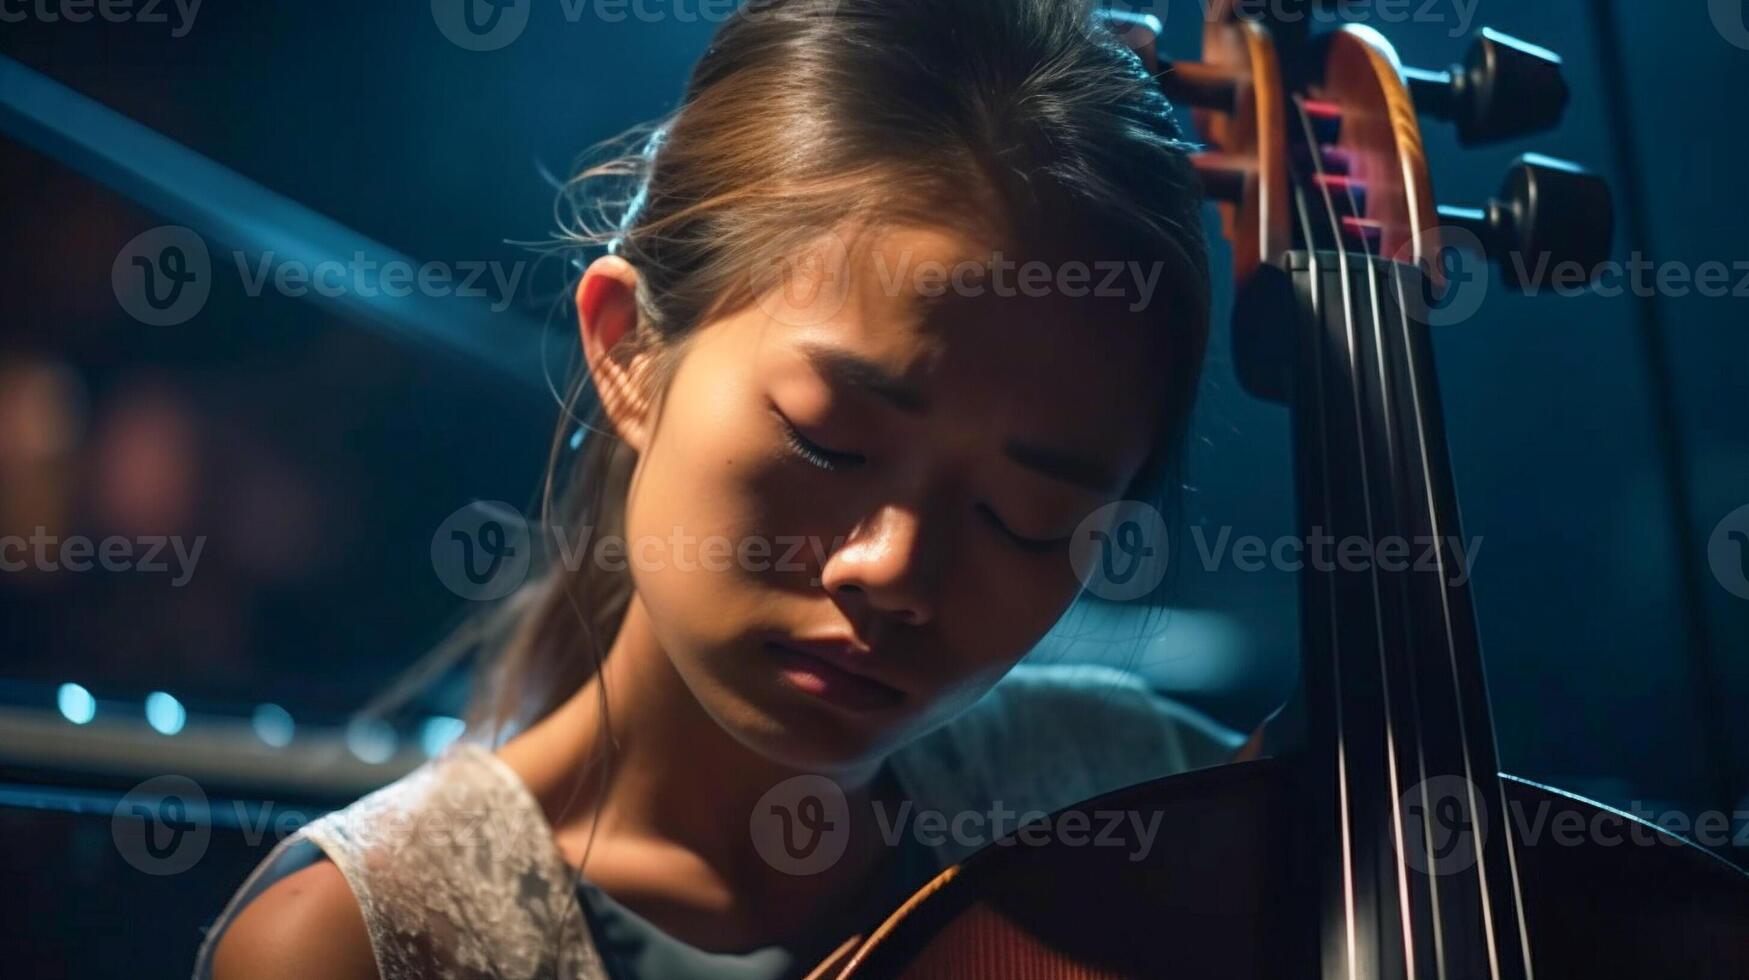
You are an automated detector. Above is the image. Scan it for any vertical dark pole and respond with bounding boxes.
[1586,0,1739,817]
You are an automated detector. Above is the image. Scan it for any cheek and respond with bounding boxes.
[923,553,1084,684]
[620,385,842,661]
[632,344,777,536]
[619,407,765,635]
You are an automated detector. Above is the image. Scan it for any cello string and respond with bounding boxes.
[1288,91,1416,980]
[1285,130,1359,980]
[1286,180,1361,980]
[1340,57,1515,969]
[1290,91,1424,980]
[1384,235,1534,978]
[1366,210,1456,980]
[1300,95,1454,980]
[1382,246,1503,979]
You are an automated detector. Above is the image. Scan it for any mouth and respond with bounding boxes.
[765,640,906,713]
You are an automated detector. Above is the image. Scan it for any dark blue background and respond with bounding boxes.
[0,1,1744,975]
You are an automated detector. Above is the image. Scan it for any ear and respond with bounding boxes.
[575,255,655,454]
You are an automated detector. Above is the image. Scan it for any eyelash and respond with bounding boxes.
[775,410,1063,553]
[980,505,1066,553]
[777,413,862,472]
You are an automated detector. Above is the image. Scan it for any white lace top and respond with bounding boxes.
[192,662,1243,980]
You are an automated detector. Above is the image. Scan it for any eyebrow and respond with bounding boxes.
[797,341,1126,495]
[799,342,932,414]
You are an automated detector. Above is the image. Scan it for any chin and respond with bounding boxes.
[752,702,894,774]
[673,638,932,775]
[712,684,905,776]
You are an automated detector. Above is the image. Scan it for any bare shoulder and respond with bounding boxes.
[210,858,378,980]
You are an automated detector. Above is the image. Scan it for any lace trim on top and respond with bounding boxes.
[195,742,611,980]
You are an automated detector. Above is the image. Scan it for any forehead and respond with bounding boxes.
[772,223,1175,485]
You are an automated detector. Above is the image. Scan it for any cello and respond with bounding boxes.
[822,5,1749,977]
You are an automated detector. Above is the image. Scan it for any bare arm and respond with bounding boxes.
[210,859,379,980]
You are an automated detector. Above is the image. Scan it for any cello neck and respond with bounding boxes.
[1275,51,1534,975]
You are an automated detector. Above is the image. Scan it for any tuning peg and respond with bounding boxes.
[1437,154,1614,291]
[1191,152,1249,202]
[1160,61,1239,113]
[1404,28,1570,145]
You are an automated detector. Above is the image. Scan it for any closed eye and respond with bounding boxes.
[775,410,864,471]
[977,503,1067,553]
[774,405,1062,551]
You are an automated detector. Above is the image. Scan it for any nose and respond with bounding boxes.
[819,503,941,628]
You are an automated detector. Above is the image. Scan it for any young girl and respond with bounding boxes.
[196,1,1250,977]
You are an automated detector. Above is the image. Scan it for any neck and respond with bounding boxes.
[496,593,903,943]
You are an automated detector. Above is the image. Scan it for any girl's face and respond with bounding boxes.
[598,222,1176,774]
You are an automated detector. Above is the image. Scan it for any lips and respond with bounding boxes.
[766,639,906,711]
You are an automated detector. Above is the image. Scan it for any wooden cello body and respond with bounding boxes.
[831,763,1749,977]
[828,9,1749,979]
